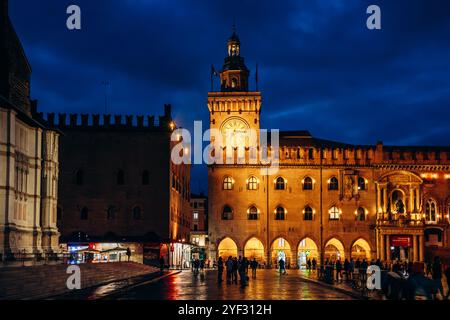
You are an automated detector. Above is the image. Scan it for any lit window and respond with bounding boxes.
[223,176,233,190]
[275,177,286,190]
[329,206,340,220]
[222,205,233,220]
[425,199,437,222]
[356,207,365,221]
[329,177,339,190]
[247,176,258,190]
[193,211,199,220]
[248,206,258,220]
[275,206,286,220]
[303,177,313,190]
[304,206,313,221]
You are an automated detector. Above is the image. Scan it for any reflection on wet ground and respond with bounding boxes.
[114,269,355,300]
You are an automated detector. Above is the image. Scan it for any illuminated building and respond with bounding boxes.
[207,29,450,267]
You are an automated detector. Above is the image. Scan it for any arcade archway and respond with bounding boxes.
[217,237,238,259]
[271,237,291,267]
[351,238,372,261]
[244,237,265,262]
[297,237,319,269]
[324,238,345,261]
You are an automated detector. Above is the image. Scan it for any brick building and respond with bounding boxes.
[49,106,192,266]
[207,29,450,267]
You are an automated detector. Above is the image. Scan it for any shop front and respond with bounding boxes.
[389,235,412,261]
[66,242,143,264]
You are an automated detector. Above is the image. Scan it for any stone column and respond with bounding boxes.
[376,185,381,216]
[383,188,388,212]
[380,233,385,262]
[385,235,390,261]
[291,248,298,269]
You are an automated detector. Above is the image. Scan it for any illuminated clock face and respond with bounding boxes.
[221,118,248,147]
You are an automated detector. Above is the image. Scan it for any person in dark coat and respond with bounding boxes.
[432,256,444,299]
[444,264,450,300]
[344,259,350,281]
[251,258,258,279]
[279,258,287,275]
[217,257,224,283]
[335,259,342,282]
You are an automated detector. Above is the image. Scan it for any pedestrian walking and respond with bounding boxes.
[312,258,317,270]
[251,258,258,279]
[336,259,342,283]
[432,256,444,299]
[126,247,131,262]
[307,258,312,271]
[217,257,224,283]
[444,264,450,300]
[226,256,233,284]
[279,258,287,275]
[232,257,238,284]
[344,258,350,281]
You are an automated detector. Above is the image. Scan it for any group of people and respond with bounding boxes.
[217,256,259,286]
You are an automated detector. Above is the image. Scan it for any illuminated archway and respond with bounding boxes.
[244,237,265,262]
[271,237,291,267]
[351,238,372,261]
[324,238,345,261]
[217,237,238,259]
[297,237,319,268]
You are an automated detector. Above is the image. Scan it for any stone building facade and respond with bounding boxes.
[0,0,60,261]
[190,193,208,258]
[207,30,450,267]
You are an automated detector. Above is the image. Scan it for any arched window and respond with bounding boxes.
[76,170,84,186]
[392,190,405,214]
[303,177,313,190]
[133,206,142,220]
[329,177,339,190]
[247,176,258,190]
[223,176,233,190]
[425,199,437,222]
[329,206,340,220]
[275,177,285,190]
[358,177,366,190]
[117,170,125,185]
[308,148,314,159]
[80,207,88,220]
[304,206,313,221]
[107,206,116,220]
[222,205,233,220]
[356,207,365,221]
[142,170,150,185]
[275,206,286,220]
[248,206,258,220]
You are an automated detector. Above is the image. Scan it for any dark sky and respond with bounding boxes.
[10,0,450,193]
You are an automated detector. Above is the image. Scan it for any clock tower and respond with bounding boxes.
[208,28,262,152]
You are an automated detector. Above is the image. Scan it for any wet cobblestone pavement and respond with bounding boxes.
[113,269,356,300]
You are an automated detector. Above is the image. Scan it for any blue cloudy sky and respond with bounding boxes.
[9,0,450,192]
